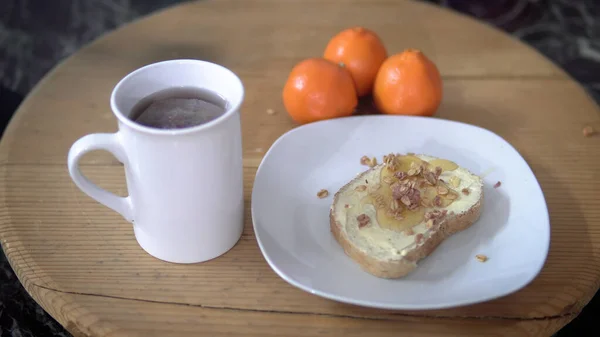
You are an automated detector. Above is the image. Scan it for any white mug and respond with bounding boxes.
[67,59,245,263]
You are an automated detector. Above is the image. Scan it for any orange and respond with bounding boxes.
[324,27,388,97]
[373,49,442,116]
[282,58,358,124]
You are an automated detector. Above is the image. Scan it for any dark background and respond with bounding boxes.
[0,0,599,336]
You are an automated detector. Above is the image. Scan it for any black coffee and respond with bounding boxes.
[130,87,228,130]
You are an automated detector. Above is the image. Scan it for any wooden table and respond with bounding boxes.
[1,0,599,336]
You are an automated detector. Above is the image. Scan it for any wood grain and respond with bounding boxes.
[27,285,575,337]
[0,0,599,336]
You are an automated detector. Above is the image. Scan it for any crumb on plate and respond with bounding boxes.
[360,155,378,167]
[583,126,595,137]
[317,189,329,199]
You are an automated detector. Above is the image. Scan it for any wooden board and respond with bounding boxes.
[1,0,599,336]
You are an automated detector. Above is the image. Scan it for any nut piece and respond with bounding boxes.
[424,171,438,185]
[426,219,435,229]
[494,181,502,189]
[344,204,351,209]
[433,195,443,207]
[360,155,378,167]
[425,209,448,221]
[355,185,367,192]
[449,176,461,188]
[400,195,412,206]
[390,199,400,211]
[403,228,414,236]
[462,188,470,195]
[357,214,371,228]
[475,254,488,263]
[394,171,408,180]
[410,162,423,175]
[583,126,596,137]
[408,203,419,211]
[415,233,424,244]
[383,153,399,171]
[317,189,329,198]
[391,182,421,209]
[392,183,409,198]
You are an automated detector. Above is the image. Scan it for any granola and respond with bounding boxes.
[415,233,424,244]
[424,171,438,185]
[317,189,329,198]
[383,153,399,171]
[424,209,448,221]
[394,171,408,180]
[583,126,596,137]
[357,214,371,228]
[360,155,378,167]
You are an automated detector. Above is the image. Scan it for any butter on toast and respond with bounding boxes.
[330,153,483,279]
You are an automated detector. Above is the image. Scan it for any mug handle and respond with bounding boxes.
[67,133,134,222]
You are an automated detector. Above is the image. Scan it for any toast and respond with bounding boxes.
[329,153,483,279]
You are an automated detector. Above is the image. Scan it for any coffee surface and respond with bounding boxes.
[131,87,227,130]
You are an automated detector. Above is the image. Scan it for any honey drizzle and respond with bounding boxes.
[360,155,459,232]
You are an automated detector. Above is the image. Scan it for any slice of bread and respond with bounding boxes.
[330,153,483,279]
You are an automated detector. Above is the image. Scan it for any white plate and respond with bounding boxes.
[251,115,549,310]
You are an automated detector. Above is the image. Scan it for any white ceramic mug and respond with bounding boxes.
[67,59,245,263]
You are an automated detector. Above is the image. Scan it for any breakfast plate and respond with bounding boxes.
[251,115,550,310]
